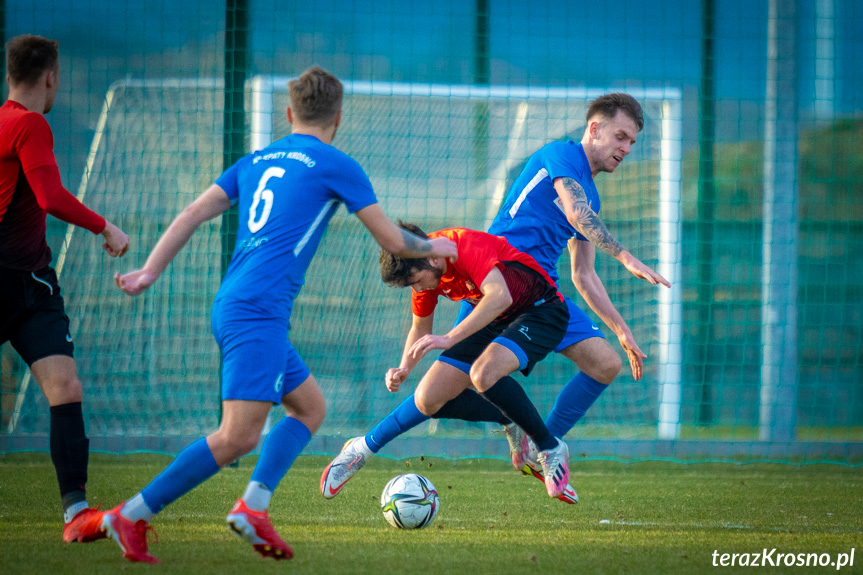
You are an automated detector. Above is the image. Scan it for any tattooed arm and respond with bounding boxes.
[553,177,670,287]
[555,177,625,257]
[354,203,457,259]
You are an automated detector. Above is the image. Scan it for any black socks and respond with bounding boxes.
[432,389,512,425]
[479,376,556,451]
[49,402,89,510]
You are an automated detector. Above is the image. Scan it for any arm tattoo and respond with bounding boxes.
[560,177,624,258]
[400,228,433,255]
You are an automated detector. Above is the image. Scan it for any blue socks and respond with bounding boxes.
[135,418,312,519]
[545,372,609,438]
[250,416,311,491]
[365,395,428,453]
[140,437,220,515]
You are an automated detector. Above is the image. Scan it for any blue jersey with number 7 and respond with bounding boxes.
[214,133,378,319]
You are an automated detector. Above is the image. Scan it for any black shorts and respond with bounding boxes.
[0,265,75,366]
[438,297,569,377]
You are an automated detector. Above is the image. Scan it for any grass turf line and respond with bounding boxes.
[0,453,860,574]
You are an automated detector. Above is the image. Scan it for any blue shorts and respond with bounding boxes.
[211,310,310,404]
[456,296,603,356]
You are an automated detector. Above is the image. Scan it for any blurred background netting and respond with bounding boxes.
[1,0,860,464]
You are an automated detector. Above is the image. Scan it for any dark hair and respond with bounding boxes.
[586,93,644,132]
[5,34,59,87]
[288,66,343,127]
[379,221,434,287]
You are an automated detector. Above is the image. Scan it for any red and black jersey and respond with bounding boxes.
[0,100,105,271]
[411,227,563,322]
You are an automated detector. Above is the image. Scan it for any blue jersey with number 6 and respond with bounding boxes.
[214,133,378,320]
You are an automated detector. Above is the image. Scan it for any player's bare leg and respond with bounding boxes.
[413,361,473,416]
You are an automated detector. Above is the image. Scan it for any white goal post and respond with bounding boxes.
[249,77,684,439]
[5,78,683,443]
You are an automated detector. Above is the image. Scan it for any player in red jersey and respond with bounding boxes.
[323,223,572,498]
[0,34,129,543]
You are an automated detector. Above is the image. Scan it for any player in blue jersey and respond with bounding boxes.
[91,67,456,564]
[321,93,669,502]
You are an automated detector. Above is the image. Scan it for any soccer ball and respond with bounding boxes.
[380,473,440,529]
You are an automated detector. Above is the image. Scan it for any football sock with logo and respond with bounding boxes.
[133,437,220,518]
[545,372,609,438]
[248,416,311,505]
[479,376,556,451]
[432,389,511,424]
[49,402,89,513]
[365,394,428,453]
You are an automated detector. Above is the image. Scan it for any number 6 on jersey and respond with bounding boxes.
[248,167,285,233]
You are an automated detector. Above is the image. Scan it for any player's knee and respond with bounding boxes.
[43,375,83,405]
[585,351,621,384]
[307,404,325,433]
[235,434,261,457]
[604,352,623,381]
[291,401,325,434]
[283,378,327,432]
[413,390,439,417]
[468,362,496,392]
[220,430,260,458]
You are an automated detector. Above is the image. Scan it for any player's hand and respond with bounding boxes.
[408,334,454,361]
[428,237,458,261]
[385,367,410,392]
[619,251,670,288]
[617,330,647,381]
[101,221,130,258]
[114,269,157,296]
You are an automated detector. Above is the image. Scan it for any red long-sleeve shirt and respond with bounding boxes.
[0,100,105,271]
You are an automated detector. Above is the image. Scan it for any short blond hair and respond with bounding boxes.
[288,66,343,127]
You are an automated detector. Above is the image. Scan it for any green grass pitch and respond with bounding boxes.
[1,453,860,574]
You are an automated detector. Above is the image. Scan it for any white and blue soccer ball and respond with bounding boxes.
[380,473,440,529]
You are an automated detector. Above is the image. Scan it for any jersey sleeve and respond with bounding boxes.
[16,113,61,173]
[15,116,106,234]
[540,142,583,183]
[215,160,242,205]
[27,165,106,234]
[330,156,377,214]
[411,289,440,318]
[452,232,505,289]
